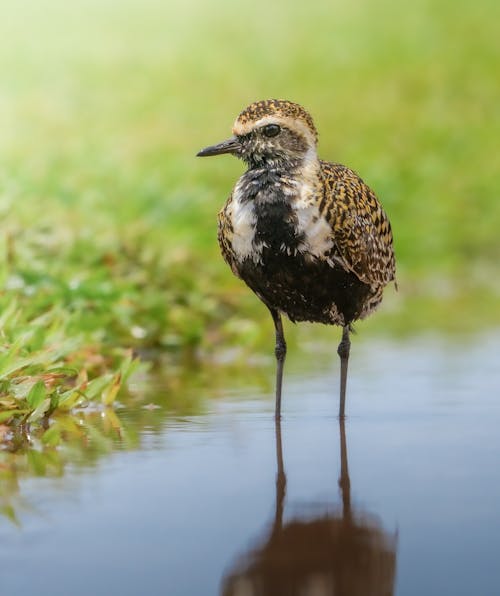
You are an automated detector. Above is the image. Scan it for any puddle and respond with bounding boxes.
[1,333,500,595]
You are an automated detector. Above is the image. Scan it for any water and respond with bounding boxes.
[1,333,500,596]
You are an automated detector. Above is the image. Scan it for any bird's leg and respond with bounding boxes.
[337,325,351,419]
[269,308,286,420]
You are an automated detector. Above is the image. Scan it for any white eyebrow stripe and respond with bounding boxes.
[232,115,288,136]
[232,115,316,145]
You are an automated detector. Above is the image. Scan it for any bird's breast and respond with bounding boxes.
[228,172,333,264]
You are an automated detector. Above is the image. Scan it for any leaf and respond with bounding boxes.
[26,381,47,409]
[0,338,23,378]
[119,350,141,384]
[57,387,82,407]
[0,351,48,379]
[0,410,23,423]
[83,374,114,400]
[27,398,51,422]
[0,299,18,329]
[101,372,122,406]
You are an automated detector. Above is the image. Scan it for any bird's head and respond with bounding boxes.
[197,99,319,168]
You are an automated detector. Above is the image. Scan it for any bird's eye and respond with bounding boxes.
[262,124,281,138]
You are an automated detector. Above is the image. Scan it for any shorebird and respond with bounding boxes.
[197,99,396,419]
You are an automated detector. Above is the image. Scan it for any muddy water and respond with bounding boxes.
[1,333,500,596]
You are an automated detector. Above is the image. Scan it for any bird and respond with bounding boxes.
[197,99,396,419]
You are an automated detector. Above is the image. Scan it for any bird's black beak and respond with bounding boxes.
[196,136,241,157]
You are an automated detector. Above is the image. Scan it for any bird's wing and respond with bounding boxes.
[320,161,396,288]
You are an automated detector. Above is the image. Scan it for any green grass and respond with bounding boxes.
[0,0,499,432]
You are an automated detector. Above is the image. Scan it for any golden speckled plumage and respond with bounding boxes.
[198,99,396,418]
[318,160,396,290]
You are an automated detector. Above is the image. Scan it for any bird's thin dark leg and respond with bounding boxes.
[337,325,351,419]
[269,308,286,420]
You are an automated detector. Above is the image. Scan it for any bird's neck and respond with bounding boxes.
[239,152,321,205]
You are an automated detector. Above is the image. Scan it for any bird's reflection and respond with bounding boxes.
[221,419,397,596]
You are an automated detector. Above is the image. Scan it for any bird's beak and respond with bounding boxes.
[196,136,241,157]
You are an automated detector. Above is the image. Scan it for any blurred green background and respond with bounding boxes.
[0,0,499,424]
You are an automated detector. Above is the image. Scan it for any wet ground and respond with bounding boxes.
[1,332,500,595]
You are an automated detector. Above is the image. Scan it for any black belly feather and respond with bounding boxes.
[235,200,372,325]
[238,251,371,325]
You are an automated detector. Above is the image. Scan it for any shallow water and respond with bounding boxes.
[1,333,500,596]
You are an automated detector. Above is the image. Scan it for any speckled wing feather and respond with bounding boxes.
[319,161,396,289]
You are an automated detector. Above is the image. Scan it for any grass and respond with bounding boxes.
[0,0,499,433]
